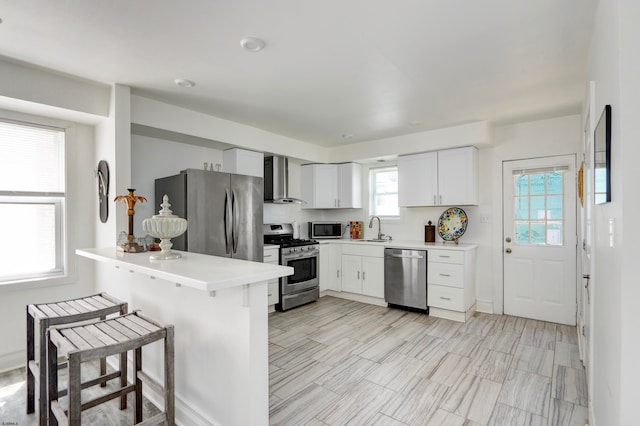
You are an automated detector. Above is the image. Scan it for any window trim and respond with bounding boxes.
[369,165,400,219]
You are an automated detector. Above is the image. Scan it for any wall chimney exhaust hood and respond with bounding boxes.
[264,156,306,204]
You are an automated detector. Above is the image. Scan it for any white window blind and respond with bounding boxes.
[0,120,65,282]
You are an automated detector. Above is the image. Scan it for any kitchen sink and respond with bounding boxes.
[355,239,388,242]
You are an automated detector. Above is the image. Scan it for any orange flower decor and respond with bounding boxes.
[115,188,147,241]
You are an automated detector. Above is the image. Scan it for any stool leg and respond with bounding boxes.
[38,318,49,426]
[68,354,81,425]
[119,303,128,410]
[134,347,142,423]
[99,315,107,387]
[26,308,35,414]
[165,326,175,426]
[47,332,58,426]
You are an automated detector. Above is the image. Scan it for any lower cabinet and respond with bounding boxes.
[320,243,342,292]
[264,246,280,306]
[340,245,384,298]
[427,248,476,320]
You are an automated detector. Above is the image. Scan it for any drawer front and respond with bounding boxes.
[263,248,279,263]
[428,284,464,311]
[428,249,464,265]
[267,282,279,305]
[428,263,464,288]
[341,244,384,258]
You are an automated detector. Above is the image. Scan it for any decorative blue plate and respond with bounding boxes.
[437,207,468,241]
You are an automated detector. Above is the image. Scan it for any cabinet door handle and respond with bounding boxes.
[439,194,442,204]
[357,271,360,280]
[439,255,451,258]
[439,296,451,301]
[362,272,366,280]
[439,273,451,277]
[433,195,436,205]
[337,269,340,278]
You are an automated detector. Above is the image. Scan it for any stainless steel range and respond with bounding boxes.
[264,223,319,311]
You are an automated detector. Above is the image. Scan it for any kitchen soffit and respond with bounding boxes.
[0,1,596,146]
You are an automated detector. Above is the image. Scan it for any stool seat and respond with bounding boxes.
[29,293,127,324]
[47,311,175,426]
[27,293,128,426]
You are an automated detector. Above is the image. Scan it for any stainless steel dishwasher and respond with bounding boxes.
[384,248,428,313]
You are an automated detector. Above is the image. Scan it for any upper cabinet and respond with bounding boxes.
[301,163,361,209]
[398,146,478,207]
[223,148,264,178]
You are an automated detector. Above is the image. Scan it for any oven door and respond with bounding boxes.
[281,252,319,294]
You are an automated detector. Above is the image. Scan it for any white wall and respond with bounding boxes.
[587,0,640,424]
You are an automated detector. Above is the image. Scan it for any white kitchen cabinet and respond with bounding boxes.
[361,256,384,298]
[398,151,438,207]
[301,163,361,209]
[319,243,342,292]
[223,148,264,178]
[340,244,384,298]
[427,247,476,321]
[264,246,280,306]
[398,146,478,206]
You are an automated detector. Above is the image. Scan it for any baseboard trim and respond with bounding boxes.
[0,349,23,374]
[324,291,387,307]
[475,299,493,314]
[429,304,476,323]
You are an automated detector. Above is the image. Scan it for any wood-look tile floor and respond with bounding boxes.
[0,360,160,425]
[269,296,589,426]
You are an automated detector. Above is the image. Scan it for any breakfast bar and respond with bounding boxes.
[77,248,293,426]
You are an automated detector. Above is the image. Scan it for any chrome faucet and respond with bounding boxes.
[369,215,382,240]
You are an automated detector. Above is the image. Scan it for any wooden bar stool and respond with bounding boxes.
[26,293,128,426]
[47,311,175,426]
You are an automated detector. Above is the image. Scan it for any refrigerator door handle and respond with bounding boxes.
[224,189,232,254]
[232,190,239,253]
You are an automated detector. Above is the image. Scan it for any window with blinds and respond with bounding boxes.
[0,120,65,282]
[512,165,568,246]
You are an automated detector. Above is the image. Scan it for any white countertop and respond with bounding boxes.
[76,247,293,292]
[318,239,477,251]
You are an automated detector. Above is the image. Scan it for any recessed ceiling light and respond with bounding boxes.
[240,37,266,52]
[174,78,195,88]
[341,133,354,139]
[409,120,422,126]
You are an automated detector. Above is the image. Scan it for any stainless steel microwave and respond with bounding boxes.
[309,221,342,239]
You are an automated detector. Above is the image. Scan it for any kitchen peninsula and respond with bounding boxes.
[77,248,293,426]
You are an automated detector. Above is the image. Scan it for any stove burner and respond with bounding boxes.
[264,236,318,248]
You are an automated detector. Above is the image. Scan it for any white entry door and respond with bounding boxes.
[503,155,577,325]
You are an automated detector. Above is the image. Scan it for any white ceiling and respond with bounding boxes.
[0,1,596,147]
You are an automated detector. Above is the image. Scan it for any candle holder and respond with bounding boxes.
[114,188,147,252]
[142,195,188,260]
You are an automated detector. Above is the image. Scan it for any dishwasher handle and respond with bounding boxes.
[388,253,424,259]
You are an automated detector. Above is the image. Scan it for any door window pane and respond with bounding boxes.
[530,174,545,195]
[547,172,563,194]
[530,223,546,244]
[547,196,563,219]
[516,223,530,243]
[512,169,565,246]
[515,175,529,196]
[515,198,529,220]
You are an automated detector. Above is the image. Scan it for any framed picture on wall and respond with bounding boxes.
[594,105,611,204]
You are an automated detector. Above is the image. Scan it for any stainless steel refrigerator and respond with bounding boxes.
[155,169,263,262]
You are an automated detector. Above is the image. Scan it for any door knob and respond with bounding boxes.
[505,248,512,254]
[505,237,512,243]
